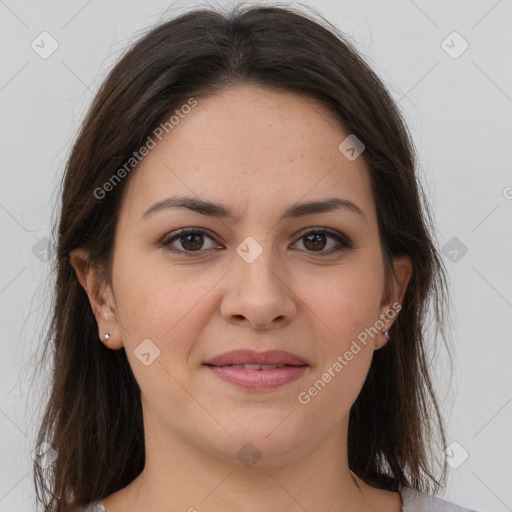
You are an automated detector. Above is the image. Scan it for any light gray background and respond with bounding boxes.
[1,1,511,511]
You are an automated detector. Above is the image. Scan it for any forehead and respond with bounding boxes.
[120,84,376,227]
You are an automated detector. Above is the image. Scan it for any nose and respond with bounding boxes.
[219,247,298,331]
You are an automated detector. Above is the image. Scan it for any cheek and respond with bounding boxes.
[110,254,216,412]
[112,248,216,355]
[300,260,383,351]
[295,267,379,415]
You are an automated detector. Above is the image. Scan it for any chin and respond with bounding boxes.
[200,419,311,468]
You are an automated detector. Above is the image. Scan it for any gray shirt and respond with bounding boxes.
[80,486,480,511]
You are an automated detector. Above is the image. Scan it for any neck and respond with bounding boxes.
[108,410,379,512]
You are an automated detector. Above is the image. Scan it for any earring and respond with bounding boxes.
[102,333,110,341]
[382,329,390,342]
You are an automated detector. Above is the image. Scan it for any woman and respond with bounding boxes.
[33,4,480,511]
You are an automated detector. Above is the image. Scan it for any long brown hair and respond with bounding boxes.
[33,3,452,510]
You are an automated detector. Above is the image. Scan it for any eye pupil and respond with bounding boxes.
[304,233,326,251]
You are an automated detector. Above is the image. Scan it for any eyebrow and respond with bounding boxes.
[139,195,368,225]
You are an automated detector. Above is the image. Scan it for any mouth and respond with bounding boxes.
[204,348,308,367]
[207,363,297,370]
[203,349,309,390]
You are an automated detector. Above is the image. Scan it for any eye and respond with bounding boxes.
[160,228,219,255]
[160,227,352,257]
[291,228,352,254]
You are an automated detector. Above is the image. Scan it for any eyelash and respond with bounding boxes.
[159,227,353,257]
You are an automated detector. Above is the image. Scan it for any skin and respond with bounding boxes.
[71,84,412,512]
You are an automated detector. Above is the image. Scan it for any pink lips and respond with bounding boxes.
[204,349,308,390]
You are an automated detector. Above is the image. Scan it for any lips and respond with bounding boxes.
[204,349,308,367]
[220,363,287,370]
[203,349,309,390]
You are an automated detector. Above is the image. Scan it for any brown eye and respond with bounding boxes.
[180,233,205,251]
[160,227,352,257]
[303,233,327,251]
[161,228,218,255]
[293,229,352,254]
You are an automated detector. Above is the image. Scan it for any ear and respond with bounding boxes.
[69,247,124,350]
[375,254,413,350]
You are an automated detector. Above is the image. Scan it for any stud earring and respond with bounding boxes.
[102,333,110,341]
[382,329,390,342]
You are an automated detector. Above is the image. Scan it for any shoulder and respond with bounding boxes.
[77,501,105,512]
[401,486,481,512]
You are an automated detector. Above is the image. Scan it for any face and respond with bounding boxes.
[73,84,411,466]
